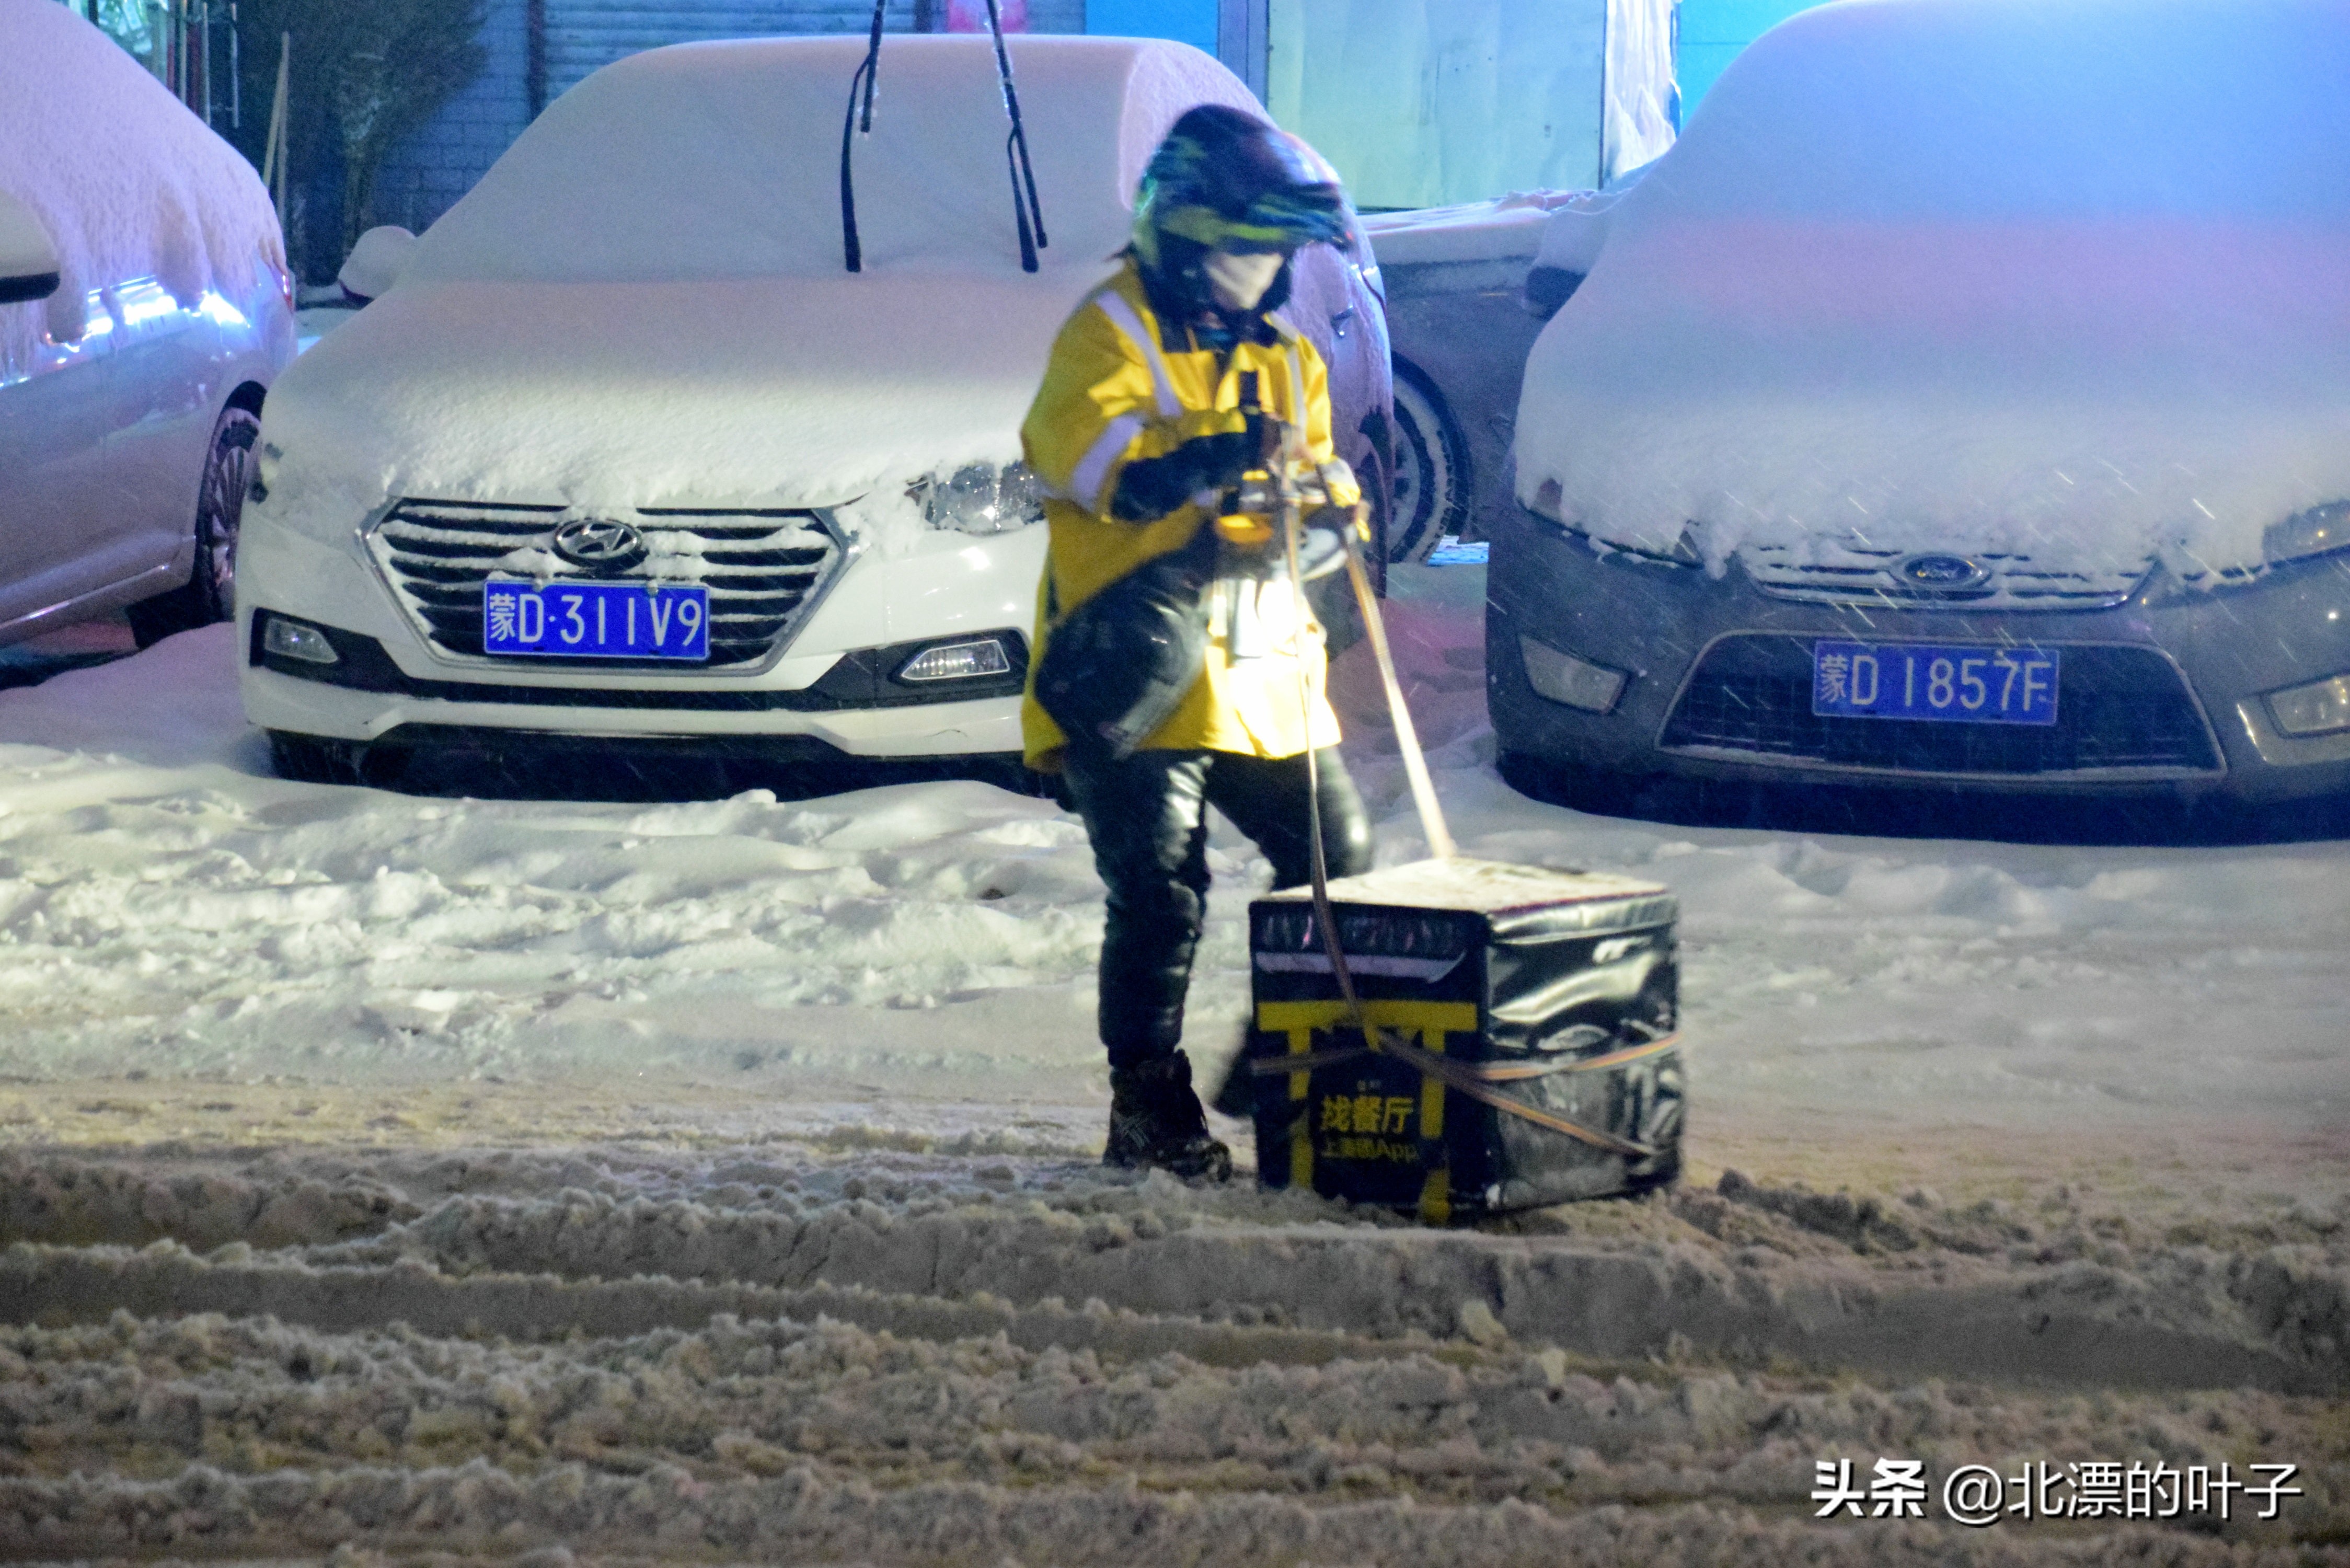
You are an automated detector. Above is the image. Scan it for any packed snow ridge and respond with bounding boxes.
[0,1142,2342,1563]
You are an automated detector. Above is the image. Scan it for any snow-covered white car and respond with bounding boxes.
[238,34,1390,785]
[0,0,294,649]
[1490,0,2350,811]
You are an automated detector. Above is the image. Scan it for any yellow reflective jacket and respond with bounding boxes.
[1019,259,1354,772]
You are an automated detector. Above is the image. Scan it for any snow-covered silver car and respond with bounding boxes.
[238,34,1389,785]
[1490,0,2350,811]
[1,0,293,649]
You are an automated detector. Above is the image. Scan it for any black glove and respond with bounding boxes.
[1109,417,1271,522]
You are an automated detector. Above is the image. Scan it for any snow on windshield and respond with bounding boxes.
[0,0,282,367]
[1515,0,2350,577]
[410,34,1256,284]
[260,35,1260,520]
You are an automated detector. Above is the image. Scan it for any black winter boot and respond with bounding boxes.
[1104,1051,1233,1181]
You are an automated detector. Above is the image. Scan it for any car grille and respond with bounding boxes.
[1741,544,2148,610]
[367,500,844,669]
[1660,635,2221,776]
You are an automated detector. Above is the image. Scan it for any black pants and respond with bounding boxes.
[1063,746,1373,1068]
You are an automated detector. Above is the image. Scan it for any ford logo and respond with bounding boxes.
[1896,552,1990,590]
[550,517,649,575]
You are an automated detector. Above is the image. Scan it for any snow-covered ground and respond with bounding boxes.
[3,573,2341,1152]
[1,570,2343,1562]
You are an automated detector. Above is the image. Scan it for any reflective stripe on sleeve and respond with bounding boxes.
[1068,412,1145,514]
[1094,291,1181,418]
[1258,312,1309,424]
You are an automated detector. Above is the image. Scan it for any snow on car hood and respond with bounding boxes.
[1518,218,2350,578]
[261,267,1113,521]
[1514,0,2350,579]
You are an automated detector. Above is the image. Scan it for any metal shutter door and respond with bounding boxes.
[543,1,917,101]
[543,1,1088,102]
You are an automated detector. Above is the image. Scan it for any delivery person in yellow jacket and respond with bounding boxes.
[1019,105,1374,1180]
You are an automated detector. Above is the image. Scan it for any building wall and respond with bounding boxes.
[1675,0,1822,117]
[374,0,1085,238]
[1266,0,1609,210]
[544,0,923,101]
[370,0,535,236]
[1087,0,1214,52]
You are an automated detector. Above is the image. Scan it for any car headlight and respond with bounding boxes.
[1524,484,1698,566]
[1608,526,1702,567]
[2267,673,2350,737]
[919,463,1046,535]
[261,613,338,665]
[1519,636,1627,712]
[1562,518,1701,567]
[896,637,1014,682]
[2263,501,2350,567]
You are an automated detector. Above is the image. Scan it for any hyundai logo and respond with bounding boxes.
[550,517,650,575]
[1896,552,1991,591]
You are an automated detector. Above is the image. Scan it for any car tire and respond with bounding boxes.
[268,731,380,786]
[1352,412,1395,590]
[1387,358,1470,566]
[269,731,355,784]
[128,403,259,649]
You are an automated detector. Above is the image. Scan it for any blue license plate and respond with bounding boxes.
[1812,640,2059,724]
[482,580,709,661]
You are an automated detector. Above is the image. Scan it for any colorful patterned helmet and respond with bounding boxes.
[1132,105,1352,269]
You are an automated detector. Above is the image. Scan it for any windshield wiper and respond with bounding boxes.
[839,0,885,272]
[981,0,1047,272]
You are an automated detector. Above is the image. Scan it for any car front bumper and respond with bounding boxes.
[237,510,1043,761]
[1486,504,2350,805]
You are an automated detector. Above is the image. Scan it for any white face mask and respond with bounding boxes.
[1203,250,1285,312]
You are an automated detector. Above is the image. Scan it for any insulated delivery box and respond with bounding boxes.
[1237,858,1682,1219]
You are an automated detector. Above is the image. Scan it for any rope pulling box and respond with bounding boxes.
[1238,858,1685,1221]
[1218,403,1686,1221]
